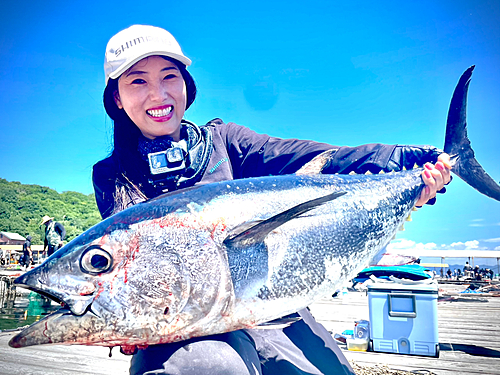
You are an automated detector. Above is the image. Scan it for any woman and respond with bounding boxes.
[93,25,451,375]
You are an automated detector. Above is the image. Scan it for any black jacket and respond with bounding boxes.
[93,119,434,219]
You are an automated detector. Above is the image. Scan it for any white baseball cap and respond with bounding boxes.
[104,25,192,85]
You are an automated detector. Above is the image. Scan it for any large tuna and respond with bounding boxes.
[9,66,500,350]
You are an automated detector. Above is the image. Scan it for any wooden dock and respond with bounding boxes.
[0,335,130,375]
[309,282,500,375]
[0,282,499,374]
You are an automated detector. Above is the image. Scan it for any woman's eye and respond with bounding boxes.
[164,74,178,80]
[131,78,146,84]
[80,247,113,275]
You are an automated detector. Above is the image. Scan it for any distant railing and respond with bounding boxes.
[0,244,46,266]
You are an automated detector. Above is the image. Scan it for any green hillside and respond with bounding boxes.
[0,178,101,245]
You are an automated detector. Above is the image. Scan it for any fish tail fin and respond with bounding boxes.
[444,66,500,201]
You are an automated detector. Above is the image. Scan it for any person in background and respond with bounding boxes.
[463,261,472,278]
[93,25,451,375]
[474,265,481,281]
[21,235,33,270]
[40,215,66,257]
[487,269,494,280]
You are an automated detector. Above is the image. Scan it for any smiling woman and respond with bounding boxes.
[91,24,452,375]
[114,57,187,141]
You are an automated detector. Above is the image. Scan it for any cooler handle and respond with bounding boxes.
[388,293,417,318]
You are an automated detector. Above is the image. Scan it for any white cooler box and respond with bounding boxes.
[367,280,439,357]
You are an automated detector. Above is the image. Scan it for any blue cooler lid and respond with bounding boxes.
[367,280,438,294]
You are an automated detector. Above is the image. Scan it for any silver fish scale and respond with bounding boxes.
[9,169,424,347]
[208,171,423,323]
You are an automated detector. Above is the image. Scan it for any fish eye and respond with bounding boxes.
[80,246,113,275]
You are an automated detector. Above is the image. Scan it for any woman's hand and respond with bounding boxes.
[416,153,452,207]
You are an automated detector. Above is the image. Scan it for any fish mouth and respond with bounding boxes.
[8,307,75,348]
[14,268,97,316]
[15,283,95,316]
[15,283,65,307]
[8,302,109,348]
[9,277,103,348]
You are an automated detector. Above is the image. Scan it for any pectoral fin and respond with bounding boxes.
[223,191,346,248]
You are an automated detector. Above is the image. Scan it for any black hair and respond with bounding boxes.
[103,56,197,157]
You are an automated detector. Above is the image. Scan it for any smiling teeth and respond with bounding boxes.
[147,107,172,117]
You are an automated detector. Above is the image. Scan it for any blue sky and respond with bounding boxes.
[1,0,499,252]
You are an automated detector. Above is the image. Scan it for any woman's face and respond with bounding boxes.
[114,56,187,141]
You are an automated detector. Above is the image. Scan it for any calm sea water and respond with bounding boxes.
[0,287,60,331]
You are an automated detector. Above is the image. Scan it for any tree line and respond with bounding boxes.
[0,178,101,245]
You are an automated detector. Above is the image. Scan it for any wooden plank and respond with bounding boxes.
[309,283,500,374]
[344,349,500,375]
[0,333,130,375]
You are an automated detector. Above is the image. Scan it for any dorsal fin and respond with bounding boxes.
[223,191,346,248]
[295,149,338,175]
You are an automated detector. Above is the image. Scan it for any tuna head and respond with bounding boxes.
[9,210,233,348]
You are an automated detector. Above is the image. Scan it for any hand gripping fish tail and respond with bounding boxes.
[8,67,500,350]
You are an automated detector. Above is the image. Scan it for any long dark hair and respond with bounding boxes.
[103,56,197,158]
[102,56,197,212]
